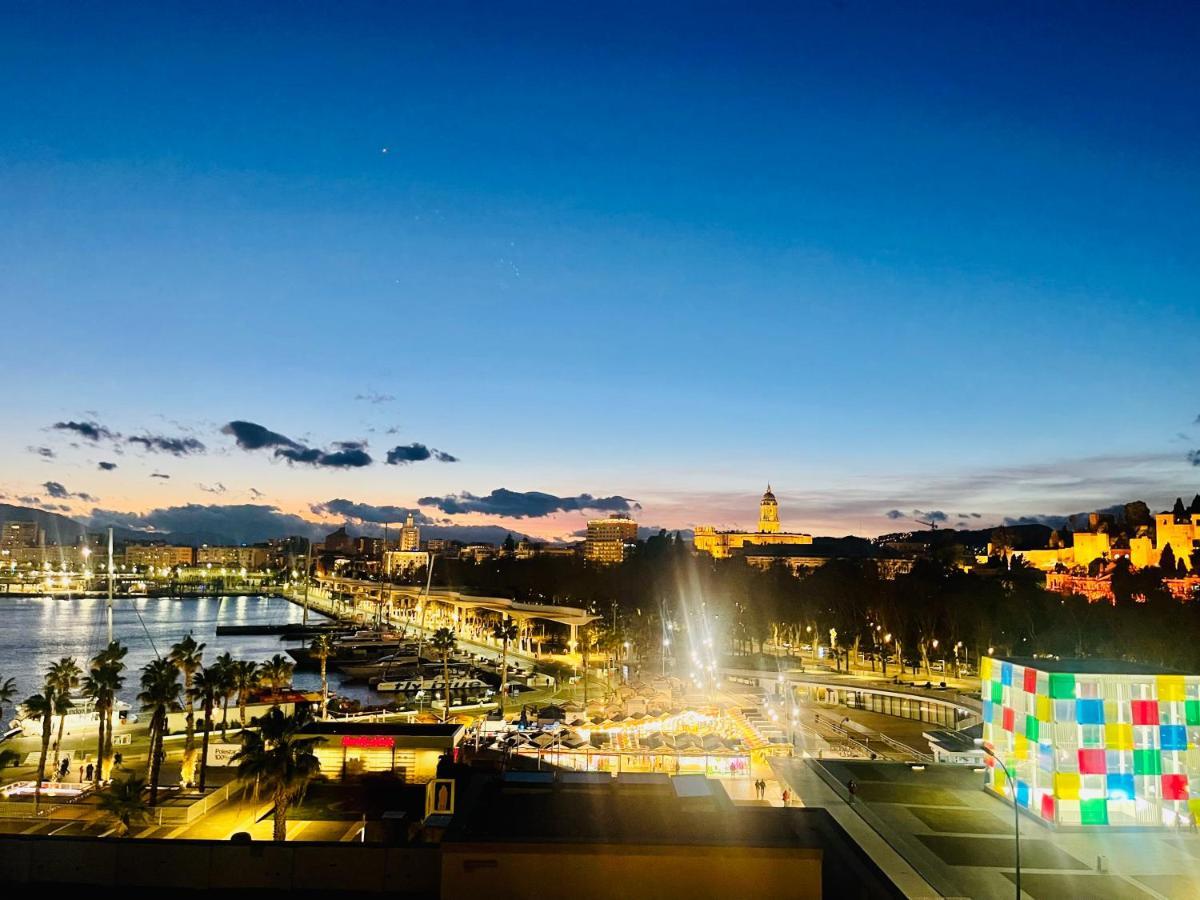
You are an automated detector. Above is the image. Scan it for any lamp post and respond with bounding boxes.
[980,745,1021,899]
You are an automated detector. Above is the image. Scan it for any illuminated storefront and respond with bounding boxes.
[302,721,465,784]
[981,656,1200,827]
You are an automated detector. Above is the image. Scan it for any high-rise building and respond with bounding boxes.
[584,514,638,564]
[400,514,421,551]
[126,544,195,568]
[1,521,40,549]
[324,526,354,555]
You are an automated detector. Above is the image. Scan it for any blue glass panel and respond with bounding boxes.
[1001,662,1013,686]
[1076,699,1104,725]
[1106,773,1134,800]
[1016,780,1030,807]
[1161,724,1187,752]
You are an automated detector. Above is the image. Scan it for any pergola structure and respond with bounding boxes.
[313,576,600,654]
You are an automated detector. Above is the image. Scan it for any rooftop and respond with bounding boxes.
[300,721,464,738]
[994,656,1184,676]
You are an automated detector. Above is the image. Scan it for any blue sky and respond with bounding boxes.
[1,3,1197,540]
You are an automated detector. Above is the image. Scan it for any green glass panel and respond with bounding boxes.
[1080,798,1108,825]
[1186,700,1200,727]
[1048,672,1076,699]
[1133,749,1162,775]
[1025,715,1039,742]
[991,681,1004,705]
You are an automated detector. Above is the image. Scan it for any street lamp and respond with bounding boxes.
[977,742,1021,899]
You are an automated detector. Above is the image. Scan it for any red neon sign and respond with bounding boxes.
[341,735,395,749]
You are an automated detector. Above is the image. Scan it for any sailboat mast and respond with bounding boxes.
[106,526,114,644]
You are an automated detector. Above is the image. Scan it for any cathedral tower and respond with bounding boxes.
[758,485,780,534]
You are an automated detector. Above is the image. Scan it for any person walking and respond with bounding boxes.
[847,778,858,804]
[781,787,790,806]
[85,762,94,782]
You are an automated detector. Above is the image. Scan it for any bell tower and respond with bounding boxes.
[758,485,780,534]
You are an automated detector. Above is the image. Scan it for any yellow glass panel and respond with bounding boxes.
[1055,772,1081,800]
[1105,723,1132,751]
[980,657,994,681]
[1036,696,1053,722]
[992,767,1006,791]
[1158,676,1186,702]
[1013,733,1028,759]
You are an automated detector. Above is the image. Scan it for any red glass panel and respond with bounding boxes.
[1162,774,1188,801]
[1132,700,1159,726]
[1024,668,1037,693]
[1078,748,1106,775]
[1003,706,1015,732]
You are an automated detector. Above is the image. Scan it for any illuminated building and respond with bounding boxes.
[584,514,638,564]
[693,486,812,559]
[384,549,429,575]
[125,544,195,568]
[1,520,40,549]
[400,513,421,551]
[196,545,270,569]
[301,721,464,782]
[981,655,1200,827]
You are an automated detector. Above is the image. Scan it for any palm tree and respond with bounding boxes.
[430,627,457,722]
[97,774,150,837]
[492,617,519,717]
[0,676,17,727]
[211,652,236,739]
[189,665,221,792]
[232,706,321,841]
[24,686,69,812]
[137,657,180,805]
[233,659,260,726]
[310,636,332,720]
[260,654,295,703]
[46,656,82,757]
[83,641,127,785]
[168,635,205,786]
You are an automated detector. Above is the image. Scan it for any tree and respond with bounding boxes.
[310,636,332,720]
[97,774,150,837]
[82,641,127,785]
[430,627,458,722]
[233,660,261,724]
[492,617,519,716]
[232,706,321,841]
[189,665,221,792]
[1160,544,1177,577]
[46,656,81,757]
[502,533,517,556]
[138,657,180,805]
[211,652,236,738]
[260,655,295,702]
[168,635,205,786]
[0,676,15,726]
[24,686,69,812]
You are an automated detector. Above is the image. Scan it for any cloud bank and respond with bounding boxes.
[419,488,639,519]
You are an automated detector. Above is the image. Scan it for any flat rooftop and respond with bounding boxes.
[994,656,1184,676]
[300,722,463,738]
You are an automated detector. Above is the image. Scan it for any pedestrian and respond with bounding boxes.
[78,765,84,783]
[847,778,858,803]
[85,762,94,782]
[781,788,790,806]
[58,757,70,781]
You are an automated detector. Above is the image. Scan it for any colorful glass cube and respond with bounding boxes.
[1077,699,1104,725]
[1080,798,1108,825]
[1049,672,1076,699]
[1078,749,1106,774]
[1106,773,1134,800]
[1161,725,1187,752]
[1132,700,1159,726]
[1134,749,1162,775]
[1024,667,1038,693]
[1162,774,1189,801]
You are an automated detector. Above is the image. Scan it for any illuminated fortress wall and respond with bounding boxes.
[981,655,1200,827]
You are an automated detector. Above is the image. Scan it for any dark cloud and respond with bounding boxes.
[884,509,905,520]
[1188,449,1200,466]
[150,472,171,479]
[127,434,206,456]
[98,461,118,471]
[248,487,264,499]
[1002,514,1069,528]
[912,509,948,523]
[197,483,227,494]
[310,499,432,525]
[52,420,116,442]
[17,495,42,505]
[223,421,373,468]
[385,443,458,465]
[29,446,56,459]
[355,391,395,404]
[42,481,98,503]
[418,488,639,519]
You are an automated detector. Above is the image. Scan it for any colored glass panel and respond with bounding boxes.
[983,700,993,724]
[1132,700,1159,726]
[1133,749,1162,775]
[1049,672,1076,699]
[1003,706,1015,732]
[1013,733,1028,759]
[1001,662,1013,686]
[1016,780,1030,807]
[980,657,993,681]
[1036,696,1053,722]
[1040,793,1055,820]
[1186,700,1200,727]
[1024,667,1037,693]
[1055,772,1081,800]
[1106,773,1134,801]
[991,681,1004,705]
[1076,699,1104,725]
[1080,798,1108,825]
[1162,774,1189,801]
[1025,714,1039,742]
[1078,749,1106,774]
[1161,725,1187,752]
[1157,676,1186,702]
[1105,723,1132,750]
